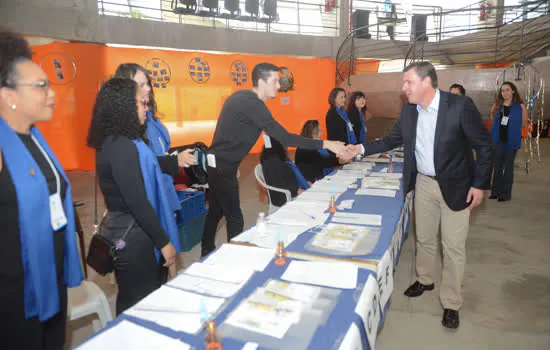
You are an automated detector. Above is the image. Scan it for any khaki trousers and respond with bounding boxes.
[414,174,470,310]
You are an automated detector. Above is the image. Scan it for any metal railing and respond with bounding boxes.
[336,0,550,85]
[97,0,340,36]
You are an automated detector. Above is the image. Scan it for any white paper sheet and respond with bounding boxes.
[77,320,190,350]
[355,275,381,350]
[361,178,400,190]
[369,172,403,179]
[331,212,382,226]
[281,261,358,289]
[204,244,274,272]
[376,250,394,309]
[125,286,225,334]
[168,273,243,298]
[355,188,397,197]
[184,262,255,284]
[338,323,362,350]
[267,205,329,227]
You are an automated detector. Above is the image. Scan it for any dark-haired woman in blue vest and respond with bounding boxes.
[489,82,528,202]
[0,29,82,350]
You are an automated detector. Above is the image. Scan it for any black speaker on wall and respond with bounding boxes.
[263,0,277,18]
[411,14,428,41]
[352,10,371,39]
[245,0,259,16]
[203,0,219,10]
[224,0,240,15]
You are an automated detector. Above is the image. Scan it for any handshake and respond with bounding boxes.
[322,141,364,162]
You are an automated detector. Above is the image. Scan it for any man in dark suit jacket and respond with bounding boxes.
[347,61,493,329]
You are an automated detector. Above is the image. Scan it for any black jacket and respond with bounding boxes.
[261,157,299,207]
[326,107,350,144]
[364,91,493,211]
[295,148,339,183]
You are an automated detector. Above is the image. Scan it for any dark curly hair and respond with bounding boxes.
[87,78,144,149]
[328,87,345,108]
[0,26,33,88]
[347,91,367,115]
[114,63,158,119]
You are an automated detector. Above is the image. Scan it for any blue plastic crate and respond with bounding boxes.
[176,190,206,226]
[178,213,206,252]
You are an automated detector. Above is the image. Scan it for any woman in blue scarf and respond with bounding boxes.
[260,136,310,206]
[346,91,368,144]
[325,87,364,145]
[87,78,184,315]
[0,28,82,350]
[114,63,195,218]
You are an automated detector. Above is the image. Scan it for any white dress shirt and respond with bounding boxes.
[415,89,440,177]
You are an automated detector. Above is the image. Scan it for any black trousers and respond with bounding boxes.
[491,142,517,200]
[101,212,168,315]
[201,164,244,257]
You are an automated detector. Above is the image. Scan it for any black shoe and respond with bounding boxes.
[497,197,510,202]
[404,281,435,297]
[489,194,499,199]
[442,309,459,329]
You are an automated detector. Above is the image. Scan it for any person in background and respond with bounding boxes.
[326,87,359,144]
[346,61,493,329]
[87,78,188,314]
[0,27,82,350]
[450,83,466,96]
[346,91,368,144]
[489,81,528,201]
[260,136,309,206]
[295,120,342,183]
[201,62,346,257]
[114,63,195,218]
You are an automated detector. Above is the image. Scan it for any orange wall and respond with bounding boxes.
[31,42,336,170]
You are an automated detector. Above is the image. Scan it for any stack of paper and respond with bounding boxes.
[369,172,402,179]
[77,320,190,350]
[331,212,382,226]
[355,188,397,197]
[281,261,358,289]
[232,222,307,249]
[203,244,274,272]
[125,286,225,334]
[362,178,400,190]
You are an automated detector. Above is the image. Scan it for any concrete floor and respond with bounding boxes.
[66,140,550,349]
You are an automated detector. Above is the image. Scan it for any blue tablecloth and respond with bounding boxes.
[287,162,406,261]
[79,258,376,350]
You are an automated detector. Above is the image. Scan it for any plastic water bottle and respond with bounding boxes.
[256,212,267,235]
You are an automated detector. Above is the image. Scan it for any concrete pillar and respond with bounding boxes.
[339,0,350,37]
[495,0,505,26]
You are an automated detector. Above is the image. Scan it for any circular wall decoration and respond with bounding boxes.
[189,57,211,84]
[230,60,248,87]
[146,58,171,89]
[39,52,77,85]
[278,67,294,92]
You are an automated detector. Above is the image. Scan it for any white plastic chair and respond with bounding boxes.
[67,280,113,332]
[254,164,291,214]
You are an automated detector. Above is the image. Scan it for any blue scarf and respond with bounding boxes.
[317,149,335,177]
[286,159,310,190]
[0,117,82,321]
[336,107,358,145]
[145,111,181,214]
[358,112,367,144]
[133,140,181,260]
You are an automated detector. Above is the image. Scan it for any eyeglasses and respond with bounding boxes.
[7,80,51,92]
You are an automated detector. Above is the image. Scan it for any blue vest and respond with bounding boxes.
[490,104,523,150]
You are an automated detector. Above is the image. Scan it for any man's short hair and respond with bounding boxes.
[449,83,466,96]
[403,61,438,89]
[252,62,280,87]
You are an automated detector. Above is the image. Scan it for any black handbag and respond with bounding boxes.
[86,219,134,276]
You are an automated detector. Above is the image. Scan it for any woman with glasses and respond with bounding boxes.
[0,28,83,350]
[87,77,185,315]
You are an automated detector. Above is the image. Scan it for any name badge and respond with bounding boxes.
[49,193,68,231]
[207,153,216,168]
[501,116,509,126]
[347,121,354,131]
